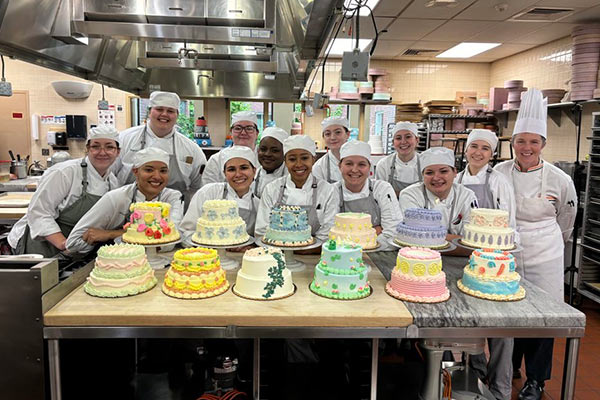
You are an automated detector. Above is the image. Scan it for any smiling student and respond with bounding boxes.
[253,126,289,197]
[312,116,351,183]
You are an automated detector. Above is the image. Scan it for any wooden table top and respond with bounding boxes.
[0,192,33,219]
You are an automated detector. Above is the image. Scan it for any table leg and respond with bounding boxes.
[254,338,260,400]
[561,337,581,400]
[370,338,379,400]
[48,339,62,400]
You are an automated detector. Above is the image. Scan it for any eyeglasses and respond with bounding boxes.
[232,125,257,134]
[88,145,119,153]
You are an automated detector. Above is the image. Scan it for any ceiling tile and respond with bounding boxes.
[466,21,548,43]
[470,43,536,59]
[421,20,493,42]
[534,0,600,7]
[370,40,414,58]
[356,17,396,39]
[403,40,459,53]
[509,23,575,44]
[558,5,600,23]
[371,0,412,17]
[454,0,540,21]
[383,18,447,41]
[400,0,477,19]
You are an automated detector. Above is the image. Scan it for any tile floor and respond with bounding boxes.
[511,299,600,400]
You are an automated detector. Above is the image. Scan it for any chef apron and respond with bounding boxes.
[16,161,107,258]
[423,184,458,234]
[389,153,422,195]
[457,166,496,209]
[338,179,381,227]
[325,153,338,184]
[252,166,284,199]
[510,163,564,301]
[275,178,320,235]
[222,183,256,236]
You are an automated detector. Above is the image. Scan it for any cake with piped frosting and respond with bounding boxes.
[395,208,447,249]
[192,199,249,246]
[462,208,515,250]
[122,201,180,244]
[263,205,314,247]
[329,212,378,250]
[233,247,294,300]
[385,247,449,303]
[84,244,157,298]
[458,248,525,301]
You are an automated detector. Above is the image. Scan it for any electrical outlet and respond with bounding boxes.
[341,50,369,81]
[0,81,12,96]
[312,93,329,110]
[42,148,50,156]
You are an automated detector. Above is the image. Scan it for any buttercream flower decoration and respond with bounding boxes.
[154,231,162,239]
[161,207,169,217]
[164,226,171,235]
[144,213,154,224]
[137,223,147,232]
[123,222,131,230]
[129,215,134,223]
[132,210,141,220]
[145,227,154,237]
[159,219,168,229]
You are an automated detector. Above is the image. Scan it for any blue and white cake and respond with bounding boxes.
[192,199,249,246]
[457,249,525,301]
[395,208,447,249]
[263,205,314,247]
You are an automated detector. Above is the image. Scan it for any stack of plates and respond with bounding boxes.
[541,89,567,104]
[503,80,526,109]
[369,68,390,101]
[338,80,360,100]
[358,81,374,95]
[571,25,600,101]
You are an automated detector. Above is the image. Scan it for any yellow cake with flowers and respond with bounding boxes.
[162,247,230,299]
[122,201,180,244]
[328,212,378,250]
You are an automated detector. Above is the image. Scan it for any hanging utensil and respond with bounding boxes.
[16,154,20,162]
[8,150,15,161]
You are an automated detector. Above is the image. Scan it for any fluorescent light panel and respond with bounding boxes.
[344,0,381,16]
[326,38,372,56]
[436,42,501,58]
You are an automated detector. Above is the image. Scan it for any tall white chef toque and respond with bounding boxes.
[340,140,372,163]
[513,88,547,139]
[392,121,419,137]
[231,111,258,127]
[261,126,289,144]
[133,147,170,168]
[420,147,455,171]
[466,129,498,151]
[149,91,180,111]
[221,145,258,169]
[88,125,119,143]
[321,116,350,131]
[283,135,316,156]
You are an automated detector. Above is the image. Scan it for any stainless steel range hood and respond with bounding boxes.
[0,0,342,100]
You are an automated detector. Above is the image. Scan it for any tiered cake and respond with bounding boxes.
[122,202,180,244]
[395,208,447,249]
[458,249,525,301]
[462,208,515,250]
[84,244,157,298]
[368,135,385,154]
[192,199,249,246]
[385,247,449,303]
[162,247,230,299]
[233,247,294,300]
[263,205,314,247]
[329,212,378,250]
[310,240,370,300]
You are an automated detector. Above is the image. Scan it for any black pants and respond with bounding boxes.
[513,338,554,383]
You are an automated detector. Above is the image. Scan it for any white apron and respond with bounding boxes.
[510,163,564,301]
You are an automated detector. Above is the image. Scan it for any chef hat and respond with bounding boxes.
[149,91,180,111]
[88,125,119,144]
[466,129,498,151]
[283,135,316,156]
[321,116,350,132]
[420,147,455,171]
[260,126,289,145]
[392,121,419,137]
[513,88,547,139]
[221,145,258,169]
[340,140,371,163]
[133,147,170,168]
[231,111,258,127]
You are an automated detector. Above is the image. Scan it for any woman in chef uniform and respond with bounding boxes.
[66,147,184,254]
[180,145,260,246]
[312,116,351,184]
[495,88,577,400]
[399,146,478,239]
[335,140,401,250]
[456,129,517,400]
[255,135,339,243]
[375,121,422,196]
[8,125,120,257]
[253,126,289,197]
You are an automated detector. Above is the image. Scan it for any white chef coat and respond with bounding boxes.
[8,157,118,249]
[334,179,401,249]
[312,152,342,183]
[253,163,288,195]
[255,174,339,241]
[66,183,184,254]
[375,153,421,184]
[201,145,258,186]
[180,182,260,247]
[113,123,207,193]
[399,182,478,235]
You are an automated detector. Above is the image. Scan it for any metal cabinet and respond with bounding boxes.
[83,0,147,23]
[206,0,265,27]
[146,0,206,25]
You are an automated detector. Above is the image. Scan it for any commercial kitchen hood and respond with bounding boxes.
[0,0,342,100]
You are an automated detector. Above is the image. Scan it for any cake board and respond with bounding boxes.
[192,237,255,271]
[451,238,523,254]
[127,239,182,269]
[255,237,323,272]
[390,239,457,253]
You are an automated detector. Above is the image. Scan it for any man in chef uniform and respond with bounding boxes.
[312,116,351,183]
[495,88,577,400]
[202,111,259,185]
[253,126,289,197]
[113,91,206,201]
[375,121,423,196]
[66,147,184,254]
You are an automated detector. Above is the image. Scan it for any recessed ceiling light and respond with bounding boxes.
[436,42,501,58]
[326,38,373,56]
[344,0,381,16]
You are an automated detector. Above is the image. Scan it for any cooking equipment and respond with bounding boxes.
[28,160,45,176]
[50,151,71,165]
[8,150,15,161]
[10,160,27,179]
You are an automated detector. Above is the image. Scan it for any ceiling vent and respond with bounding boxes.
[509,7,574,22]
[402,49,439,56]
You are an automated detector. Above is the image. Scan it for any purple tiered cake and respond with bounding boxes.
[395,208,447,249]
